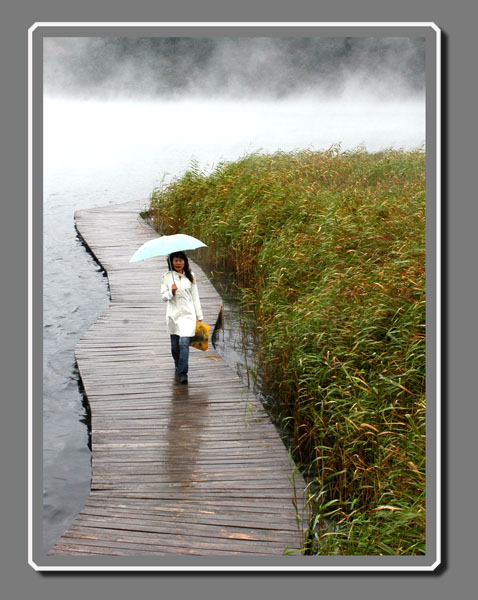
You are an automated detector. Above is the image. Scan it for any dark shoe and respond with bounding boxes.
[179,375,188,385]
[174,372,180,383]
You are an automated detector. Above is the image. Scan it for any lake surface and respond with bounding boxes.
[42,94,425,552]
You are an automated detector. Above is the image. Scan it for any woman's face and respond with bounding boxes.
[172,256,185,273]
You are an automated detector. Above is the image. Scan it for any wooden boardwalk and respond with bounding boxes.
[49,200,307,557]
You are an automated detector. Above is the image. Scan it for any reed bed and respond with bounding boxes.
[147,148,426,555]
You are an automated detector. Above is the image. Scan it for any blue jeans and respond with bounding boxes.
[170,335,191,377]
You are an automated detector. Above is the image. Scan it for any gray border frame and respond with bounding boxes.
[30,22,440,571]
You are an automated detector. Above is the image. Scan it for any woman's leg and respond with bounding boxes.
[177,336,191,382]
[170,335,180,371]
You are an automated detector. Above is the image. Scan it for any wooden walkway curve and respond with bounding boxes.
[49,200,307,558]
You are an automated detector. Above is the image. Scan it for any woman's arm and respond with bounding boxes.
[160,273,174,302]
[191,274,203,321]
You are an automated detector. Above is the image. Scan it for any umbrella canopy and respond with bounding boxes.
[129,233,207,263]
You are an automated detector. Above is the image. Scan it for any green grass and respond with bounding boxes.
[147,147,426,555]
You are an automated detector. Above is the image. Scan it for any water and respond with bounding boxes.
[42,94,425,552]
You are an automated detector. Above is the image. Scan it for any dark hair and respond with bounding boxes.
[167,251,194,283]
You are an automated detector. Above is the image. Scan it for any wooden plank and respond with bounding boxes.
[48,199,307,559]
[62,526,292,554]
[80,506,300,529]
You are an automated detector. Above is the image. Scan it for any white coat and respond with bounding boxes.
[160,270,203,337]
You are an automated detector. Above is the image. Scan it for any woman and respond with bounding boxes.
[160,251,203,384]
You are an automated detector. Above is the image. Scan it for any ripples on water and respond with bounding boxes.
[42,95,425,551]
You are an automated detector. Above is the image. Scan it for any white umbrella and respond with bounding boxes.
[129,233,207,263]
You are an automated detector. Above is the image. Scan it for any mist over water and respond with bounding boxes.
[45,95,425,189]
[42,35,426,552]
[44,36,425,101]
[44,35,426,193]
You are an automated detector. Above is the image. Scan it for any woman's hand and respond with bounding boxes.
[171,283,178,294]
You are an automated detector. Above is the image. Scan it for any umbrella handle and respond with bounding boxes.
[168,256,175,286]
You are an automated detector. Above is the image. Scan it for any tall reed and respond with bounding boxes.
[148,148,426,554]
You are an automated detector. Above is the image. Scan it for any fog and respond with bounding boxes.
[43,36,425,101]
[43,36,426,164]
[44,96,425,203]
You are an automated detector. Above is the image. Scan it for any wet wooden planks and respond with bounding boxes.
[48,200,307,558]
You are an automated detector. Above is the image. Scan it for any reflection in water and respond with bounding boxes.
[164,381,209,496]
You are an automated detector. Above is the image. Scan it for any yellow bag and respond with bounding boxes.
[190,321,210,351]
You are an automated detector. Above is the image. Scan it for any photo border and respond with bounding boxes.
[29,21,441,572]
